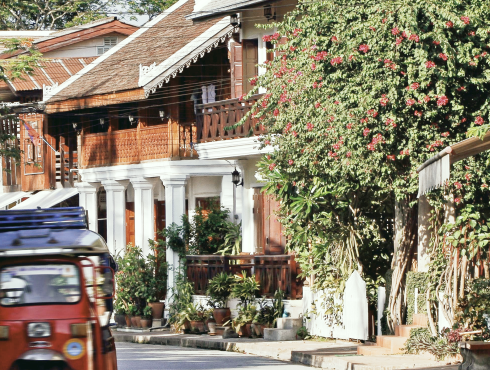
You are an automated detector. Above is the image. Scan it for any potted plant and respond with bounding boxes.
[179,303,207,333]
[207,313,217,336]
[168,275,194,333]
[231,304,257,337]
[146,240,167,320]
[206,272,235,326]
[252,298,275,336]
[113,297,127,327]
[141,306,153,329]
[230,271,260,309]
[128,304,138,328]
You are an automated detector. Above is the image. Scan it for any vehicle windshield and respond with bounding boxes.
[0,264,81,306]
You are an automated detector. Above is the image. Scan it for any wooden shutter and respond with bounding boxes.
[242,39,258,95]
[126,202,135,246]
[254,188,286,255]
[230,41,243,99]
[154,200,166,241]
[274,37,288,58]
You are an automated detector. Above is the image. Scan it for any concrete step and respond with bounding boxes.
[376,335,407,353]
[412,313,428,327]
[276,318,303,330]
[394,324,425,337]
[357,345,392,356]
[263,328,298,341]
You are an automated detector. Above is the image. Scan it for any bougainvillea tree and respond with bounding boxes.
[239,0,490,330]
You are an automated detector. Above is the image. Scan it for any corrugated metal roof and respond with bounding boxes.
[187,0,272,19]
[8,58,94,92]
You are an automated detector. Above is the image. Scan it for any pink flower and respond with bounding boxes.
[433,40,441,45]
[425,61,436,68]
[346,151,352,157]
[359,44,370,53]
[475,116,484,125]
[454,182,462,189]
[348,54,354,61]
[469,31,475,36]
[441,132,450,137]
[363,128,370,136]
[380,96,389,106]
[288,160,294,165]
[273,109,279,116]
[315,102,321,108]
[331,36,338,42]
[392,27,400,35]
[385,118,396,127]
[269,163,276,171]
[292,131,298,137]
[414,110,423,117]
[439,53,448,61]
[400,149,409,155]
[406,99,416,106]
[437,96,449,106]
[482,184,489,189]
[409,34,419,42]
[306,122,314,131]
[461,16,470,25]
[369,26,376,31]
[424,95,431,103]
[387,155,396,161]
[346,123,353,129]
[411,82,420,90]
[446,21,454,28]
[454,197,461,204]
[293,28,301,37]
[367,109,378,117]
[311,63,316,70]
[396,37,403,45]
[465,173,471,181]
[334,101,340,105]
[264,140,271,145]
[330,56,343,66]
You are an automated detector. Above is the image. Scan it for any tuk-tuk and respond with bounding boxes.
[0,207,118,370]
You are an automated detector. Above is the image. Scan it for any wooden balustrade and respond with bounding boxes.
[185,254,302,299]
[195,94,266,143]
[81,123,173,168]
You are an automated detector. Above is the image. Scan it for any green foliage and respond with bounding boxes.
[238,0,490,325]
[146,240,168,302]
[403,328,458,361]
[0,0,116,30]
[230,271,260,309]
[206,272,236,308]
[456,278,490,339]
[178,302,209,324]
[406,272,429,325]
[168,274,194,325]
[218,221,242,256]
[272,288,285,325]
[296,326,309,340]
[123,0,177,21]
[142,305,152,318]
[231,304,257,333]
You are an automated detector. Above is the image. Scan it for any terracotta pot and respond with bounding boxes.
[190,320,205,333]
[148,302,165,319]
[97,306,106,316]
[141,318,152,329]
[213,308,231,326]
[238,323,252,338]
[114,314,126,327]
[130,316,138,328]
[124,315,131,327]
[253,323,263,337]
[134,315,142,328]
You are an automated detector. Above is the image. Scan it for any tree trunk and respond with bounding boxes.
[388,197,417,331]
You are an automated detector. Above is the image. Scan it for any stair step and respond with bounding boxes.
[276,318,303,330]
[263,328,298,341]
[395,324,425,337]
[357,345,392,356]
[376,335,407,353]
[413,314,428,327]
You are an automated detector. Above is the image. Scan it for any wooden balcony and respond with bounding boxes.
[186,254,303,299]
[195,94,266,143]
[81,123,194,168]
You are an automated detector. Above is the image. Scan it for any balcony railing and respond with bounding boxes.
[185,254,303,299]
[195,94,266,143]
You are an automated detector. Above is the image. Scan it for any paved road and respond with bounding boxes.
[116,342,309,370]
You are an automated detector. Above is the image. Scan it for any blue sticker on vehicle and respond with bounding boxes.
[63,339,85,360]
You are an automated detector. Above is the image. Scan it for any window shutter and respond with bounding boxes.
[230,41,243,99]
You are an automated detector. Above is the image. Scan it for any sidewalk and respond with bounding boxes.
[112,330,459,370]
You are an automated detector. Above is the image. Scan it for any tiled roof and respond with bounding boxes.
[6,58,97,92]
[187,0,272,19]
[46,0,234,103]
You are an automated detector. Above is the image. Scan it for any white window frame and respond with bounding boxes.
[96,37,118,55]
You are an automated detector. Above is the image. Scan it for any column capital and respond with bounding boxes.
[75,181,101,193]
[130,177,160,189]
[160,175,189,187]
[102,179,129,192]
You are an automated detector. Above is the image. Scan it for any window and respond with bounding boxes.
[0,264,81,306]
[96,37,118,55]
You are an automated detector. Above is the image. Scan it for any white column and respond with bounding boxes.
[221,174,236,221]
[130,177,158,255]
[102,180,129,256]
[76,182,100,232]
[161,176,188,293]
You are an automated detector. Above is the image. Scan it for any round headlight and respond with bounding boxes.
[27,322,51,338]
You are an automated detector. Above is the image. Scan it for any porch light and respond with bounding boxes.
[231,167,243,186]
[128,115,134,125]
[99,118,105,126]
[72,123,81,134]
[159,110,165,121]
[264,5,276,21]
[230,14,239,27]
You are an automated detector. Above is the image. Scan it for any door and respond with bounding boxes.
[154,200,165,241]
[242,39,258,95]
[230,41,243,98]
[126,202,135,246]
[253,188,286,255]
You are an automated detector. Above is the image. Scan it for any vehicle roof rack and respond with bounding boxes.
[0,207,87,232]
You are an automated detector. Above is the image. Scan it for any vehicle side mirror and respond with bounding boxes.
[94,266,114,300]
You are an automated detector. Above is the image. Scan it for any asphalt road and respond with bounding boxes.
[116,342,309,370]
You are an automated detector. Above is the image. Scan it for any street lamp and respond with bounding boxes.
[231,167,243,187]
